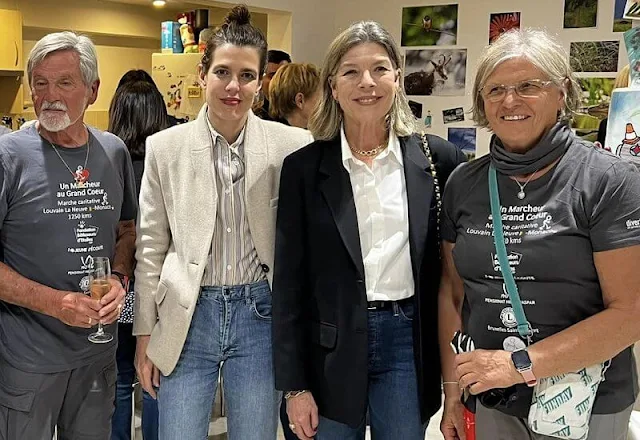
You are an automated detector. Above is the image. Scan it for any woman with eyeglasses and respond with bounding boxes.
[438,29,640,440]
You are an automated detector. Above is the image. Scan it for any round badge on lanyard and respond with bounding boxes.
[503,336,527,352]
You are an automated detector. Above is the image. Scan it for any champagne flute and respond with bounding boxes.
[88,257,114,344]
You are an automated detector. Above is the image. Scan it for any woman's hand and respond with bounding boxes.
[440,395,467,440]
[454,349,523,395]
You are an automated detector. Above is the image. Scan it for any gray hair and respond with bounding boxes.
[308,21,417,140]
[471,28,581,128]
[27,31,99,87]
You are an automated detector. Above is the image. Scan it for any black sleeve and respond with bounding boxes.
[272,152,310,392]
[427,134,467,188]
[597,118,608,146]
[425,135,467,243]
[120,147,138,222]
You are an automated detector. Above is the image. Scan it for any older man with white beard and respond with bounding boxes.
[0,31,137,439]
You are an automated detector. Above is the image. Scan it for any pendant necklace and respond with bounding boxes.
[45,136,91,186]
[513,168,540,200]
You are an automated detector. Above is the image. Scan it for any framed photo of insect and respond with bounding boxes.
[401,4,458,46]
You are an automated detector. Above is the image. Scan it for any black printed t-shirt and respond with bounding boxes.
[441,139,640,417]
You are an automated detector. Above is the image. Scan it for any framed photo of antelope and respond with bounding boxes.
[403,49,467,96]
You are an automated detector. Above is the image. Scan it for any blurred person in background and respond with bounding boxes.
[108,77,169,440]
[254,49,291,120]
[268,63,321,128]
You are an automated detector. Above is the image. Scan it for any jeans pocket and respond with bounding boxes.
[397,302,415,322]
[251,294,272,320]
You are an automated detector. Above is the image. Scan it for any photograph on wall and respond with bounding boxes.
[448,128,476,160]
[624,27,640,87]
[424,110,433,128]
[572,78,615,142]
[404,49,467,96]
[563,0,597,28]
[408,100,423,119]
[401,5,458,47]
[570,41,620,72]
[489,12,521,44]
[443,107,465,124]
[624,0,640,20]
[604,88,640,166]
[614,0,633,31]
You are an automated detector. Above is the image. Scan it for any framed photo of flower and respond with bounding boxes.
[489,12,520,44]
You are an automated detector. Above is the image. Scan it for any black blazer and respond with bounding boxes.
[272,133,466,427]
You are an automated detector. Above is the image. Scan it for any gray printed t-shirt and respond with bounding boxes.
[0,124,137,373]
[441,139,640,417]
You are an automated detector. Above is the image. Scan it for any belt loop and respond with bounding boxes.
[244,284,251,305]
[392,302,399,316]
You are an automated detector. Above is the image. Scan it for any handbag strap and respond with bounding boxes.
[420,133,442,236]
[489,164,533,343]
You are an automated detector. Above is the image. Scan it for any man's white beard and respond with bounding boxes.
[38,99,86,132]
[39,111,72,132]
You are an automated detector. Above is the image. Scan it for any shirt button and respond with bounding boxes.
[227,265,232,271]
[227,228,232,233]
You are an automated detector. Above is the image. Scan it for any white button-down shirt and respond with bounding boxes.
[340,126,414,302]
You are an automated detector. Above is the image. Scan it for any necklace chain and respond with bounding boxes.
[43,135,90,183]
[349,139,388,157]
[513,169,540,200]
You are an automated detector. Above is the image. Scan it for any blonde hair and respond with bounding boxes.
[471,28,581,128]
[308,21,417,140]
[614,64,630,89]
[268,63,320,119]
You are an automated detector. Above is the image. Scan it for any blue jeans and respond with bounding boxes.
[316,302,426,440]
[112,323,159,440]
[157,280,280,440]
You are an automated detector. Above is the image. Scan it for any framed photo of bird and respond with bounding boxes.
[401,4,458,47]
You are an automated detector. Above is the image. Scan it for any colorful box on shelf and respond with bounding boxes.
[161,21,184,54]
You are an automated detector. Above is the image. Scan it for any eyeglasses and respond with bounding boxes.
[480,79,554,103]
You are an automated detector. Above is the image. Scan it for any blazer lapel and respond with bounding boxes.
[319,138,365,278]
[401,135,434,281]
[189,106,217,261]
[243,111,272,264]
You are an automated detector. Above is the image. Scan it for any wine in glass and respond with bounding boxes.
[88,257,114,344]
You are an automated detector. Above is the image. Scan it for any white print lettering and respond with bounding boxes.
[627,219,640,230]
[492,252,522,273]
[74,221,100,244]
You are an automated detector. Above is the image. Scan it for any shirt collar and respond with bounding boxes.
[340,124,403,172]
[205,107,246,154]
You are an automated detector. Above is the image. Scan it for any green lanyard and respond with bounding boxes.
[489,163,533,344]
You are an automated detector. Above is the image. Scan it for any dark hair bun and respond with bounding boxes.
[225,5,251,26]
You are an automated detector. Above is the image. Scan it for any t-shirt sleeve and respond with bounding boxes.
[120,148,138,222]
[589,160,640,252]
[441,165,463,243]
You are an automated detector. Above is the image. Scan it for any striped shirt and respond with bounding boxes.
[201,117,265,286]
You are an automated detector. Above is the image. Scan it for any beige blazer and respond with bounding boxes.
[133,105,313,375]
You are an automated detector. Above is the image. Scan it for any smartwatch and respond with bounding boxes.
[511,349,537,387]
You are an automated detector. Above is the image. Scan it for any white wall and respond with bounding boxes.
[213,0,337,67]
[333,0,628,156]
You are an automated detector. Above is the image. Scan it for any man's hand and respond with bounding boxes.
[135,335,160,399]
[440,395,466,440]
[96,277,125,324]
[56,292,102,328]
[286,392,318,440]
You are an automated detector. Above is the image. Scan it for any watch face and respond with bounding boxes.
[511,349,531,370]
